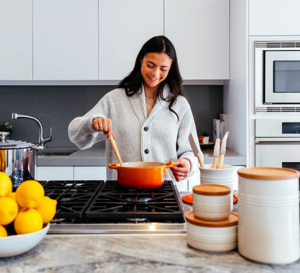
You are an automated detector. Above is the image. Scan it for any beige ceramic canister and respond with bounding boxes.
[193,184,231,221]
[185,211,238,252]
[237,167,299,264]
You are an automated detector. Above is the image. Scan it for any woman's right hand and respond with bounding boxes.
[92,117,113,140]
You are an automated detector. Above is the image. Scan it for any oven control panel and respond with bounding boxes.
[282,122,300,134]
[256,119,300,138]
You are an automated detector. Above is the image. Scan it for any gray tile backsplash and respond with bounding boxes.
[0,85,223,147]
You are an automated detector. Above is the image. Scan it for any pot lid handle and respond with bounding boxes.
[0,131,10,142]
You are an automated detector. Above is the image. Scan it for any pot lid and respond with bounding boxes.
[0,131,36,149]
[185,211,238,227]
[238,167,299,180]
[0,139,36,149]
[193,184,231,196]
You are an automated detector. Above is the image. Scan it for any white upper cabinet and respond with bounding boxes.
[165,0,229,80]
[98,0,163,81]
[0,0,32,80]
[33,0,98,80]
[249,0,300,36]
[0,0,230,83]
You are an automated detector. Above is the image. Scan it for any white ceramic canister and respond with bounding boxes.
[185,211,238,252]
[238,167,299,264]
[193,184,231,221]
[200,164,235,210]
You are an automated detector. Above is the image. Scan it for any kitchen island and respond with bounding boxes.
[1,200,299,273]
[0,233,299,272]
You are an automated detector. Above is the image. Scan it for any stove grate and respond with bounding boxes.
[42,180,104,220]
[42,180,184,224]
[84,180,185,223]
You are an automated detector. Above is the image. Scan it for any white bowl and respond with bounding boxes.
[0,223,49,257]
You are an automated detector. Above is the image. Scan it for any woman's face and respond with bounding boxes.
[140,52,172,91]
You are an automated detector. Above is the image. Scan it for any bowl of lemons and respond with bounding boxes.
[0,172,57,257]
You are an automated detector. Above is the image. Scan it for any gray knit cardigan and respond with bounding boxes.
[68,85,201,191]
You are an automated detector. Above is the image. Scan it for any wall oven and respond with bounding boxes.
[255,118,300,188]
[255,41,300,112]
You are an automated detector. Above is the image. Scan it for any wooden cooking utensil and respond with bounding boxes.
[211,138,220,169]
[217,131,229,169]
[189,133,205,168]
[109,137,123,166]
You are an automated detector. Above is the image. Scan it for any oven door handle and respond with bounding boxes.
[256,137,300,143]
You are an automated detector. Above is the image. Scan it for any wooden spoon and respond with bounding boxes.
[109,137,123,166]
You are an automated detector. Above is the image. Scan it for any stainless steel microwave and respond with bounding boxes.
[255,41,300,112]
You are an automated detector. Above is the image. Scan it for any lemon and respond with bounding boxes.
[35,196,57,223]
[8,191,17,201]
[8,192,21,211]
[14,208,43,235]
[0,172,12,197]
[0,197,18,225]
[0,225,7,237]
[16,180,45,209]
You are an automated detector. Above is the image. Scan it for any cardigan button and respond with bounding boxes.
[144,127,149,131]
[144,149,149,154]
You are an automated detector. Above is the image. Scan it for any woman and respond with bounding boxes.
[68,36,201,190]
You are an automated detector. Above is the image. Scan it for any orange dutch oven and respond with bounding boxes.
[107,161,173,189]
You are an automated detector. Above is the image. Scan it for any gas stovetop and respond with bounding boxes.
[41,180,188,234]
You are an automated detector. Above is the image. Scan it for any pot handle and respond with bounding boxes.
[31,145,44,151]
[165,161,173,169]
[108,163,119,169]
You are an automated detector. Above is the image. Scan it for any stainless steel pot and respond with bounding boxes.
[0,131,41,188]
[0,113,52,188]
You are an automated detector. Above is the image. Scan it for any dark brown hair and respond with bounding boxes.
[118,36,185,119]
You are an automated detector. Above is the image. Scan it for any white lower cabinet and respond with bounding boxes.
[35,166,106,181]
[188,173,200,192]
[35,166,73,181]
[74,166,106,181]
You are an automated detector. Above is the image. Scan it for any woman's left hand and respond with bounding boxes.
[171,158,191,181]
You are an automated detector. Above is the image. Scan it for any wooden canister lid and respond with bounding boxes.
[238,167,299,180]
[193,184,231,196]
[185,211,238,227]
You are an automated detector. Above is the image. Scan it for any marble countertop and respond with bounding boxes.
[1,199,299,272]
[0,233,299,272]
[37,146,246,167]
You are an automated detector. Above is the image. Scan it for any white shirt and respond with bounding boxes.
[68,85,201,191]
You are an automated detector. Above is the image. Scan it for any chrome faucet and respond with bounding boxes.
[12,113,52,146]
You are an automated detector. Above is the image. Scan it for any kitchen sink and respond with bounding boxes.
[38,149,77,156]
